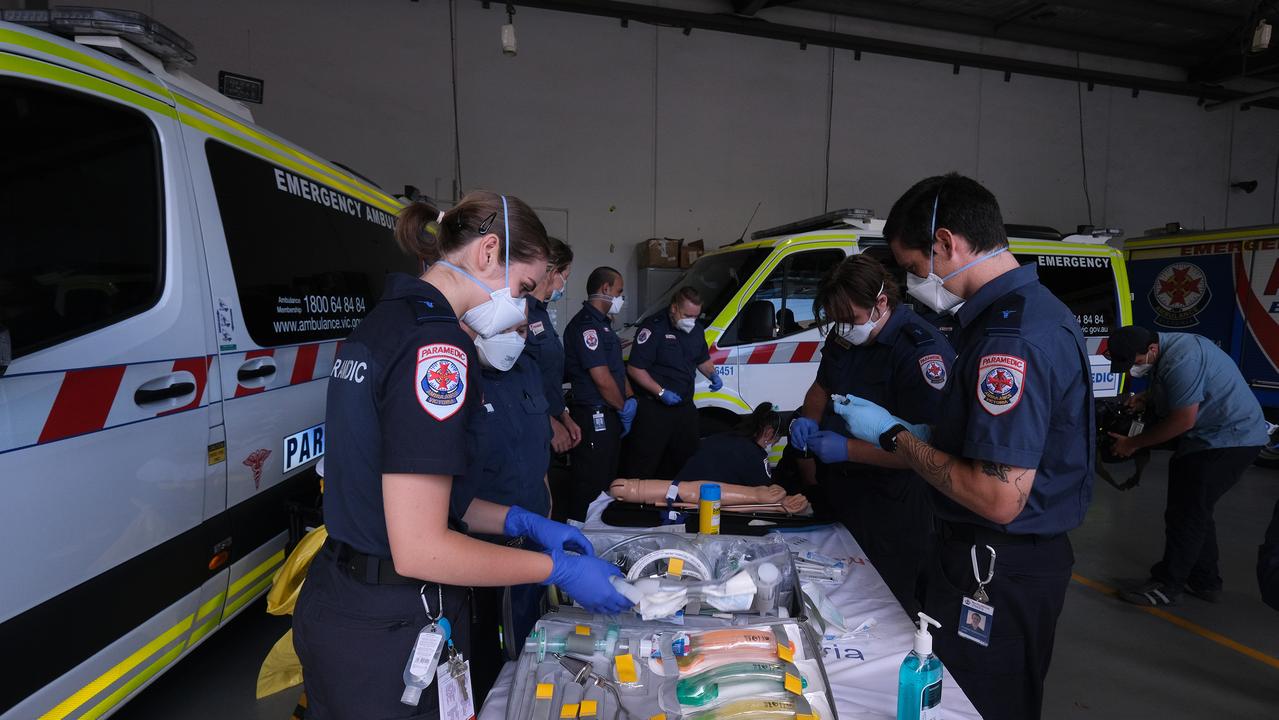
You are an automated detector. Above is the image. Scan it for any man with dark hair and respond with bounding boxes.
[1105,325,1268,606]
[562,266,635,520]
[831,173,1093,720]
[621,286,723,478]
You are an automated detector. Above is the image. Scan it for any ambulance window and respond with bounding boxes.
[0,79,162,360]
[206,141,415,347]
[722,249,845,345]
[1016,253,1117,337]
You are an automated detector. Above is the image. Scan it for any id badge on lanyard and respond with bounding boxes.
[958,544,995,647]
[402,584,473,718]
[592,409,606,433]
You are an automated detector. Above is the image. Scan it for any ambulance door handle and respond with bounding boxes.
[134,373,197,406]
[237,358,277,382]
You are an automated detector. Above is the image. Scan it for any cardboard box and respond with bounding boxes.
[637,238,682,268]
[680,239,705,268]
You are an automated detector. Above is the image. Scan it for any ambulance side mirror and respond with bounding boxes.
[0,324,10,377]
[739,300,777,343]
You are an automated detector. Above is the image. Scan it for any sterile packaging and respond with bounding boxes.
[504,608,838,720]
[570,531,803,621]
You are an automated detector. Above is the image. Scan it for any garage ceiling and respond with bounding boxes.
[504,0,1279,108]
[768,0,1278,83]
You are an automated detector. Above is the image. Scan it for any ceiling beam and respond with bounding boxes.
[1047,0,1245,33]
[790,0,1192,66]
[497,0,1279,109]
[732,0,774,17]
[1191,44,1279,83]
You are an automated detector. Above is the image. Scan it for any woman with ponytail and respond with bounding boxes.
[293,191,630,719]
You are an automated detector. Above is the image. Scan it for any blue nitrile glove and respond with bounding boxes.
[505,505,594,555]
[832,394,904,443]
[807,430,850,464]
[619,397,638,436]
[658,389,683,406]
[789,417,819,451]
[707,371,724,392]
[545,548,633,614]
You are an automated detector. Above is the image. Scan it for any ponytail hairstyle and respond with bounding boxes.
[547,236,574,273]
[735,402,783,445]
[395,190,550,266]
[813,254,901,328]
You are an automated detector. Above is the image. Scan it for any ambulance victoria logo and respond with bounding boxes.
[637,328,651,344]
[415,343,467,420]
[977,354,1026,415]
[919,354,947,390]
[1149,262,1210,328]
[584,328,599,350]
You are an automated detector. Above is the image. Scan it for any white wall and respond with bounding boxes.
[21,0,1279,323]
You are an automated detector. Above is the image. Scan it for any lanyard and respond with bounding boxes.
[970,544,996,604]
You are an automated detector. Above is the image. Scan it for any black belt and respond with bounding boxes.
[326,537,423,585]
[936,519,1060,547]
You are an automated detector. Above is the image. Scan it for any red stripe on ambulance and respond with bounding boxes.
[39,365,128,444]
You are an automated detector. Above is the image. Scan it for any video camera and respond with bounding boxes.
[1095,396,1151,491]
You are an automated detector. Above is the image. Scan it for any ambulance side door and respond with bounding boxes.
[720,248,847,414]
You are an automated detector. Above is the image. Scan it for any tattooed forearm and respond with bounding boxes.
[982,461,1010,482]
[1012,469,1031,511]
[900,432,956,493]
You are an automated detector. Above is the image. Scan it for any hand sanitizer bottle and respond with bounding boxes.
[897,612,942,720]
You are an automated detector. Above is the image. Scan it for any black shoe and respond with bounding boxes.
[1118,579,1179,607]
[1184,583,1222,603]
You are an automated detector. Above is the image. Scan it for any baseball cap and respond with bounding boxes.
[1106,325,1158,373]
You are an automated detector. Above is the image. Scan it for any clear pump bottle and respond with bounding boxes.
[897,612,942,720]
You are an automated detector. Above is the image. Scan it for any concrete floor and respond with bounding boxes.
[115,452,1279,720]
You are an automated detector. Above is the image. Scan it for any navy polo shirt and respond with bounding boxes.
[470,352,553,516]
[931,263,1094,536]
[674,432,773,487]
[323,273,484,558]
[563,302,626,408]
[627,311,711,401]
[816,304,954,428]
[524,298,567,418]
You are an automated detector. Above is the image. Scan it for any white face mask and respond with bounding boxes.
[1129,362,1153,378]
[439,195,527,338]
[837,284,884,346]
[475,330,525,371]
[676,316,697,333]
[906,192,1007,314]
[591,292,625,316]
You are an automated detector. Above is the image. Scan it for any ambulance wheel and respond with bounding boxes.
[697,409,737,438]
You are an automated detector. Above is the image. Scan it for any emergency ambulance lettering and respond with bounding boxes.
[272,167,365,218]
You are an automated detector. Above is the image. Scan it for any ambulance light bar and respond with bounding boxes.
[1141,222,1184,237]
[3,6,195,67]
[1062,226,1123,244]
[751,208,875,240]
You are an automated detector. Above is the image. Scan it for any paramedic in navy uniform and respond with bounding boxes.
[788,254,954,612]
[621,286,723,478]
[525,237,580,455]
[293,192,631,719]
[833,174,1094,720]
[563,266,635,520]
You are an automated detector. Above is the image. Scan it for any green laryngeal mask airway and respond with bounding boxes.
[676,662,806,706]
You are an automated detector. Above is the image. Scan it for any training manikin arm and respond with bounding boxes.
[608,478,808,513]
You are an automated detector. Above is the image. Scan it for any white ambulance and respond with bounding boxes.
[626,210,1132,464]
[0,10,410,718]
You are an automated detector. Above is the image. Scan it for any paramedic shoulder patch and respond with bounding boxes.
[415,343,467,420]
[583,328,599,350]
[976,354,1025,416]
[919,354,948,390]
[637,328,651,344]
